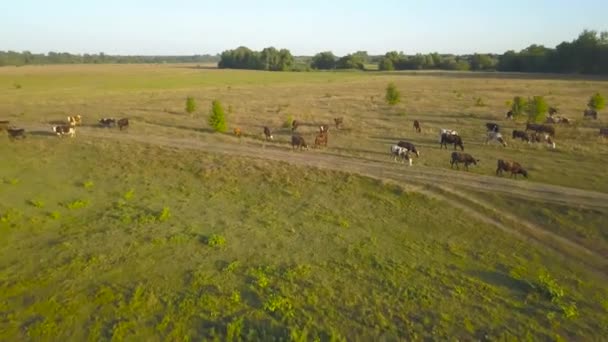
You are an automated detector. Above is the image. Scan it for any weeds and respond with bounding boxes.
[82,181,94,189]
[28,199,45,208]
[283,114,294,128]
[157,207,171,222]
[474,97,485,107]
[223,260,240,273]
[49,211,61,220]
[263,293,295,318]
[123,189,135,201]
[206,234,226,248]
[66,199,89,210]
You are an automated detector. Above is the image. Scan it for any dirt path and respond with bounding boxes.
[43,127,608,274]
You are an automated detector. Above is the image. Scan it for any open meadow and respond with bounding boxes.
[1,64,608,340]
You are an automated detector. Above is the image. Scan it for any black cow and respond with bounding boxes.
[486,122,500,133]
[7,128,25,140]
[512,130,530,142]
[584,109,598,120]
[450,152,479,171]
[397,141,420,157]
[263,126,273,140]
[526,122,555,137]
[99,118,116,127]
[291,135,308,151]
[440,133,464,151]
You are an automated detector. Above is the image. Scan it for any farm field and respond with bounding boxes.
[1,64,608,340]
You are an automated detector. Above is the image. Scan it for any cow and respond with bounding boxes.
[506,110,514,120]
[0,120,9,132]
[319,124,330,134]
[439,129,459,142]
[546,116,571,125]
[397,141,420,157]
[117,118,129,130]
[486,131,507,147]
[334,117,343,129]
[525,122,555,137]
[314,132,328,148]
[549,107,558,116]
[486,122,500,133]
[67,115,82,126]
[263,126,273,141]
[530,132,556,149]
[496,160,528,178]
[413,120,421,133]
[390,145,412,166]
[99,118,116,127]
[52,125,75,138]
[440,133,464,151]
[512,130,530,142]
[292,120,299,132]
[584,109,598,120]
[450,152,479,171]
[291,135,308,151]
[7,128,25,140]
[233,128,242,138]
[600,128,608,137]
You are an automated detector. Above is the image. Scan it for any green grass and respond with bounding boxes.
[0,139,607,340]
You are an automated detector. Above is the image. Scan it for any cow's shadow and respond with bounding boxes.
[28,130,55,137]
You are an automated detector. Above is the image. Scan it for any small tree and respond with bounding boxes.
[378,58,395,71]
[208,100,227,132]
[511,96,527,118]
[588,93,605,111]
[186,96,197,114]
[385,83,401,106]
[526,96,549,123]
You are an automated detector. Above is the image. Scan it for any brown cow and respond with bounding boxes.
[117,118,129,130]
[334,117,343,129]
[413,120,421,133]
[263,126,273,140]
[233,128,242,137]
[67,115,82,127]
[292,120,299,132]
[319,124,330,134]
[314,132,328,148]
[600,128,608,137]
[450,152,479,171]
[496,160,528,178]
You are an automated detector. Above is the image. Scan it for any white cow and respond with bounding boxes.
[390,145,413,166]
[486,131,507,147]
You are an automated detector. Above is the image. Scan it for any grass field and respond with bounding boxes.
[1,64,608,340]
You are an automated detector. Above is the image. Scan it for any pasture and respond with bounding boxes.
[1,64,608,340]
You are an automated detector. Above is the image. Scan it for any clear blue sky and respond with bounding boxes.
[1,0,606,56]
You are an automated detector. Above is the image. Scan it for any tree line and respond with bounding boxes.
[0,51,218,66]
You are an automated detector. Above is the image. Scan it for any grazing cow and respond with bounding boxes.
[52,125,75,138]
[117,118,129,130]
[291,135,308,151]
[7,128,25,140]
[413,120,421,133]
[334,117,343,129]
[440,133,464,151]
[549,107,558,116]
[584,109,598,120]
[546,116,571,125]
[486,131,507,147]
[292,120,299,132]
[506,110,514,120]
[525,122,555,137]
[233,128,242,137]
[397,141,420,157]
[390,145,412,166]
[319,124,330,134]
[263,126,273,141]
[99,118,116,127]
[512,130,530,142]
[496,160,528,178]
[450,152,479,171]
[530,132,556,149]
[314,132,328,148]
[67,115,82,126]
[0,120,9,132]
[486,122,500,133]
[600,128,608,137]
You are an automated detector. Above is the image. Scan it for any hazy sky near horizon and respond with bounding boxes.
[1,0,607,56]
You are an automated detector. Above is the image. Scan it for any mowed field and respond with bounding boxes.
[1,64,608,341]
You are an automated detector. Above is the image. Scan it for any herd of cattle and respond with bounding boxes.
[2,107,607,180]
[0,115,129,140]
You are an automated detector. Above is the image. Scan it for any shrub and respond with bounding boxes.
[474,97,485,107]
[588,93,605,111]
[526,96,549,123]
[185,96,197,114]
[378,58,395,71]
[14,82,22,89]
[82,180,94,189]
[206,234,226,248]
[537,271,565,302]
[66,199,89,210]
[511,96,527,117]
[208,100,227,132]
[283,114,294,128]
[385,83,401,106]
[158,207,171,222]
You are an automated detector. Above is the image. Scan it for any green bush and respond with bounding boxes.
[158,207,171,222]
[511,96,527,117]
[206,234,226,248]
[185,96,197,114]
[385,83,401,106]
[283,114,294,128]
[474,97,485,107]
[588,93,605,111]
[208,100,227,132]
[526,96,549,123]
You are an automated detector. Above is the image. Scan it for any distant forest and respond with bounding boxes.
[2,30,607,75]
[0,52,219,66]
